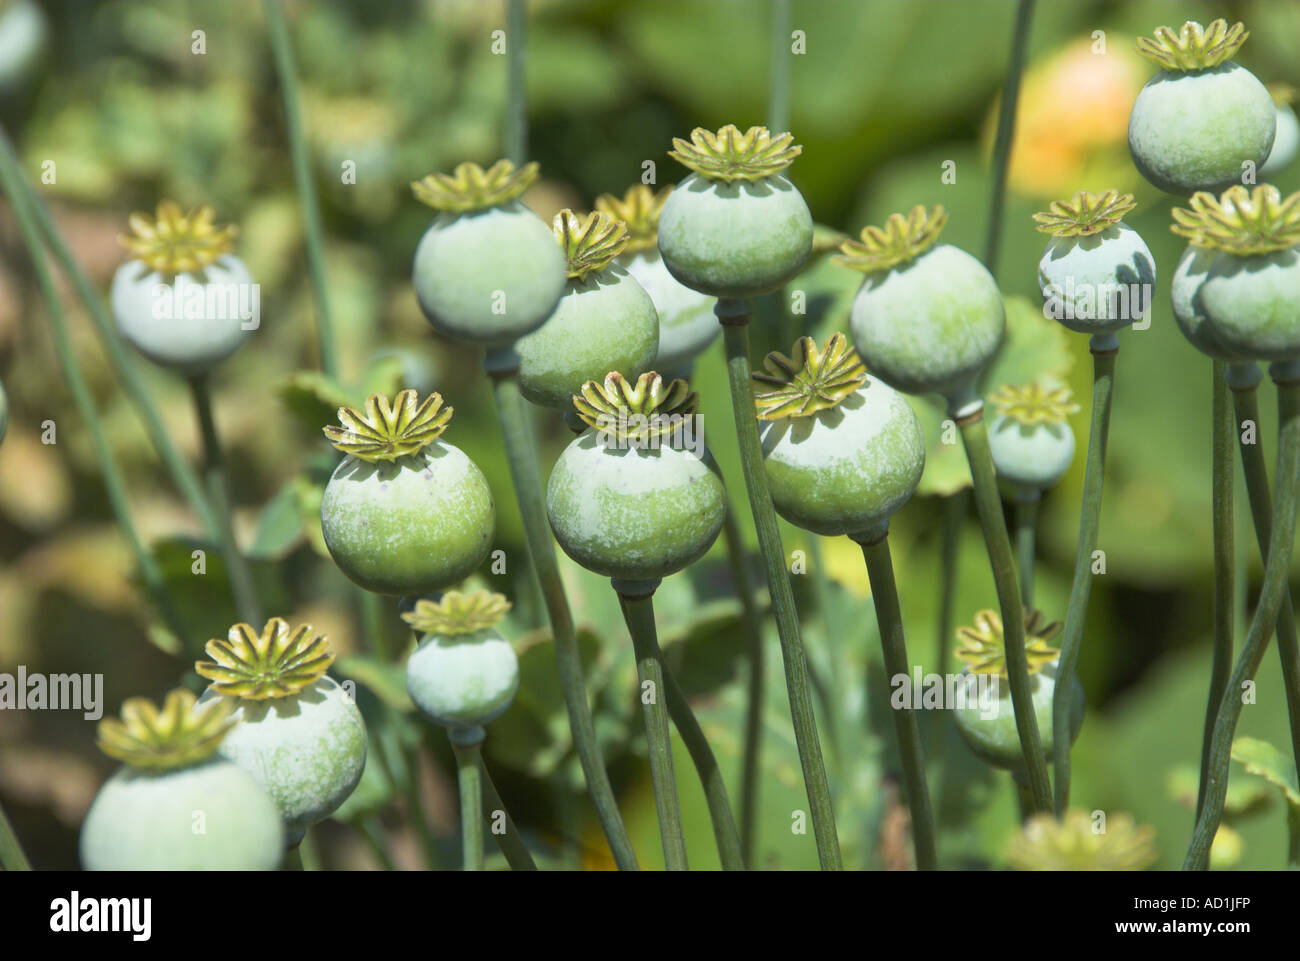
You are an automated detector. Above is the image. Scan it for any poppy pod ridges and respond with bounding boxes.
[411,158,566,346]
[320,390,495,596]
[80,689,284,870]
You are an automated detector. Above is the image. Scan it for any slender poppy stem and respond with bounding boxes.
[1227,363,1300,806]
[477,751,538,870]
[615,584,689,870]
[1013,494,1039,610]
[0,123,221,540]
[957,405,1052,812]
[504,0,527,165]
[718,301,842,870]
[983,0,1035,275]
[1185,371,1300,870]
[1198,360,1235,819]
[927,489,965,815]
[451,734,485,871]
[1052,336,1117,814]
[485,358,638,869]
[264,0,337,377]
[857,532,938,869]
[0,800,31,871]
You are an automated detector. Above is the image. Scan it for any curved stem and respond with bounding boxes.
[451,738,484,871]
[478,752,538,870]
[957,407,1051,812]
[188,375,264,626]
[1013,495,1039,610]
[658,640,745,870]
[1184,376,1300,870]
[1199,360,1235,819]
[0,135,193,651]
[1229,370,1300,804]
[858,533,938,869]
[1052,339,1117,814]
[617,589,688,870]
[504,0,527,165]
[983,0,1036,274]
[264,0,337,377]
[719,305,842,870]
[0,800,31,871]
[0,124,220,540]
[721,503,764,866]
[486,364,638,869]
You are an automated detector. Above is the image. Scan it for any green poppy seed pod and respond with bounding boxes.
[1170,185,1300,363]
[410,161,566,346]
[1170,245,1248,361]
[1128,21,1275,194]
[111,203,256,376]
[80,688,284,870]
[624,250,719,373]
[0,0,46,92]
[753,335,924,539]
[841,206,1004,408]
[547,372,726,581]
[516,210,659,410]
[986,384,1079,495]
[403,592,520,738]
[196,621,366,846]
[657,126,813,299]
[1260,98,1298,178]
[320,391,494,596]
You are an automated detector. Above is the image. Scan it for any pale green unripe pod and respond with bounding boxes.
[622,250,719,374]
[406,628,520,734]
[1038,225,1156,335]
[952,662,1084,771]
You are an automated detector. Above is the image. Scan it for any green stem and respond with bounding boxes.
[188,375,264,626]
[721,502,764,867]
[504,0,527,165]
[1013,494,1039,611]
[1184,374,1300,870]
[356,816,396,871]
[451,736,485,871]
[658,632,745,870]
[0,800,31,871]
[1199,360,1235,820]
[1288,805,1300,868]
[0,123,220,540]
[928,490,965,808]
[718,305,842,870]
[1011,770,1035,823]
[485,362,638,869]
[478,752,538,870]
[359,589,392,661]
[283,845,303,870]
[857,533,938,870]
[264,0,337,377]
[0,135,193,652]
[957,406,1052,813]
[616,587,688,870]
[1228,366,1300,804]
[298,826,321,870]
[1052,337,1117,814]
[983,0,1036,274]
[768,0,792,134]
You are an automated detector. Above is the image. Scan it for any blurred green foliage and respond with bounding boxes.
[1,0,1298,870]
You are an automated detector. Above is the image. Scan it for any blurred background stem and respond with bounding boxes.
[452,737,484,870]
[983,0,1035,275]
[479,753,538,870]
[505,0,527,165]
[0,800,31,871]
[1013,495,1038,610]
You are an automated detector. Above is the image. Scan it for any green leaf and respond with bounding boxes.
[247,480,306,561]
[334,654,413,713]
[1231,736,1300,809]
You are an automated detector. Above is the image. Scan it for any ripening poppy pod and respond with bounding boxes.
[658,125,814,300]
[320,390,495,596]
[196,619,366,846]
[110,203,258,376]
[987,383,1079,499]
[80,689,284,870]
[515,210,659,410]
[1260,84,1299,179]
[1128,19,1276,195]
[411,160,567,347]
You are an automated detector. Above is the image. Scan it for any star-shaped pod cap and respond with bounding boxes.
[572,371,698,446]
[955,608,1061,677]
[119,201,237,275]
[835,205,948,274]
[1033,190,1137,238]
[752,333,868,420]
[594,185,671,254]
[97,688,236,771]
[1171,185,1300,255]
[553,209,630,281]
[988,383,1080,427]
[323,389,453,462]
[402,590,511,636]
[1007,810,1157,870]
[669,125,802,183]
[196,618,336,700]
[1136,19,1247,71]
[411,159,540,214]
